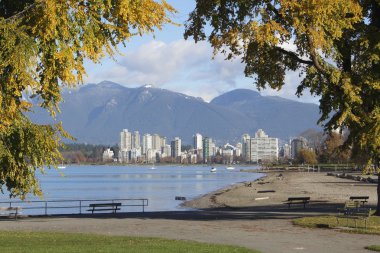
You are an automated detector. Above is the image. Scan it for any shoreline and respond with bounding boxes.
[182,173,268,210]
[183,171,377,210]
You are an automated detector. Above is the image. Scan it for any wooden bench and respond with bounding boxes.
[87,203,121,214]
[284,197,310,208]
[337,201,371,228]
[0,206,22,219]
[349,196,369,206]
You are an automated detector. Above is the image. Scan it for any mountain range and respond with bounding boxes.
[29,81,322,145]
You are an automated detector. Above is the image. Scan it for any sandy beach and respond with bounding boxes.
[0,171,378,253]
[184,171,378,210]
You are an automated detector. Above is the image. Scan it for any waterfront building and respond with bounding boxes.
[160,136,166,149]
[130,148,141,162]
[235,142,242,157]
[244,129,278,163]
[194,133,203,150]
[242,134,251,161]
[146,149,155,163]
[190,154,197,164]
[142,134,153,155]
[152,134,162,152]
[118,150,129,163]
[120,129,132,151]
[102,148,114,162]
[162,144,171,158]
[132,131,141,149]
[170,137,182,158]
[202,137,212,163]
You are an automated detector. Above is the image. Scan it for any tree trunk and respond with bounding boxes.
[376,173,380,216]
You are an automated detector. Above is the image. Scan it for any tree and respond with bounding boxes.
[299,129,324,157]
[185,1,380,215]
[0,0,174,198]
[320,132,351,164]
[297,148,318,165]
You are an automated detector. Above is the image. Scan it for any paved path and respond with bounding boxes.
[0,210,378,253]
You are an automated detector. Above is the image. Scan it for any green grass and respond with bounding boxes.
[0,231,260,253]
[293,214,380,235]
[366,245,380,252]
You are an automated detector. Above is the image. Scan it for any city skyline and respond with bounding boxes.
[114,128,284,164]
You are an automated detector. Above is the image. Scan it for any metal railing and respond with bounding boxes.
[0,198,148,216]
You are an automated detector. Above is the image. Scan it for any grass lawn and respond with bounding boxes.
[0,231,260,253]
[366,245,380,252]
[293,214,380,235]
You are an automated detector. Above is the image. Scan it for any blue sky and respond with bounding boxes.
[83,1,319,104]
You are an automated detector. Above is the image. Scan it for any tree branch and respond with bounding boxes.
[275,46,313,65]
[306,33,330,76]
[5,2,43,23]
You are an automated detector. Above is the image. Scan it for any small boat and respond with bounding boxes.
[210,167,217,173]
[57,164,66,169]
[226,166,235,170]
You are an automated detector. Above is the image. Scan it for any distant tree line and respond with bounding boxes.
[59,143,118,164]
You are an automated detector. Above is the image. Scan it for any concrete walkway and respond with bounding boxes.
[0,210,378,253]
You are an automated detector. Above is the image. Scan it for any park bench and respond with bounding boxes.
[337,201,371,228]
[0,206,22,219]
[349,196,369,206]
[284,197,310,208]
[87,203,121,214]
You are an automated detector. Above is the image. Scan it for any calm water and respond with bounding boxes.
[1,165,262,214]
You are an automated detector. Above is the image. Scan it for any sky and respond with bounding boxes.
[83,1,320,104]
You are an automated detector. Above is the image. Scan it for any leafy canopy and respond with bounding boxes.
[185,0,379,170]
[0,0,174,198]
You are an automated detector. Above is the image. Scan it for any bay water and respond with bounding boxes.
[0,165,263,214]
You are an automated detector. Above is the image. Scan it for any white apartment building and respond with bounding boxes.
[243,129,278,163]
[120,129,132,151]
[194,133,203,150]
[102,148,114,162]
[161,144,171,158]
[118,150,129,163]
[145,149,156,163]
[132,131,141,149]
[142,134,152,155]
[235,142,242,157]
[152,134,161,152]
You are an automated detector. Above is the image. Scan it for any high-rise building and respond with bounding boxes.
[291,137,308,159]
[152,134,162,151]
[142,134,152,155]
[170,137,182,158]
[160,137,166,149]
[202,137,212,163]
[194,133,203,150]
[242,133,251,160]
[132,131,140,149]
[235,142,242,157]
[282,143,291,158]
[244,129,278,163]
[120,129,132,151]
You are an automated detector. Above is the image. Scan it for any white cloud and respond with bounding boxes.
[84,39,319,104]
